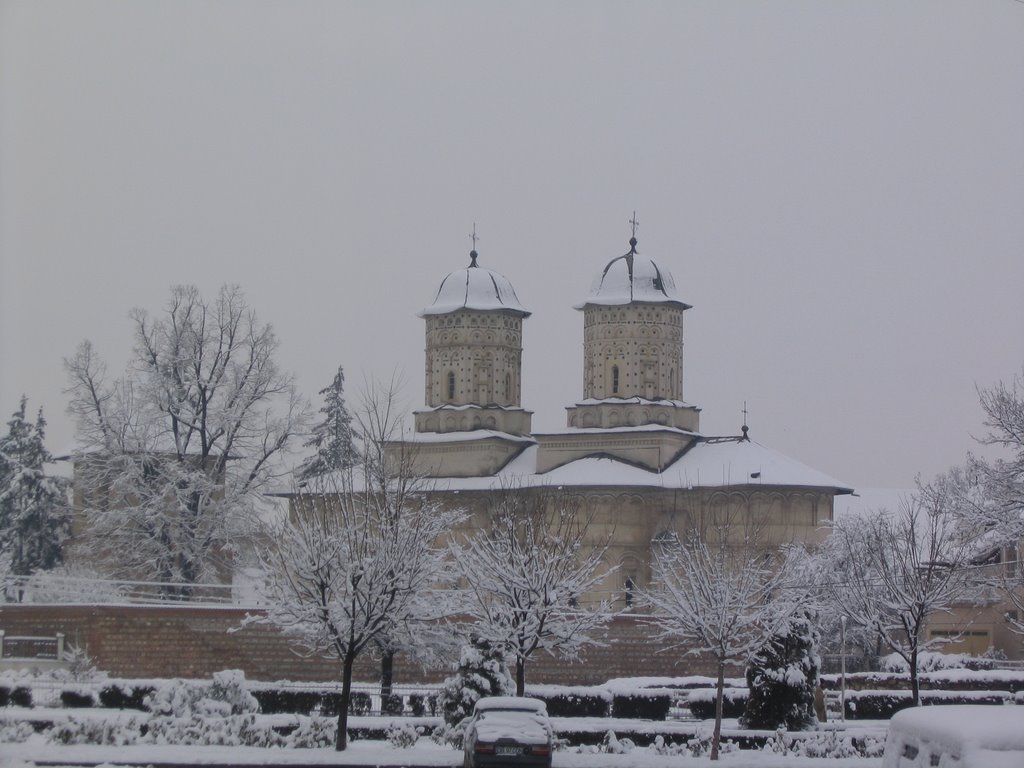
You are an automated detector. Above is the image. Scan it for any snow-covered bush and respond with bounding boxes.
[430,721,465,750]
[880,651,997,673]
[281,715,335,749]
[386,722,421,748]
[436,637,514,726]
[145,670,258,718]
[650,734,688,756]
[47,717,142,746]
[0,721,34,743]
[687,735,737,756]
[687,687,748,719]
[601,730,634,754]
[741,610,819,730]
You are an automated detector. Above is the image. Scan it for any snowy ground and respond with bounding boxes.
[0,738,884,768]
[0,712,888,768]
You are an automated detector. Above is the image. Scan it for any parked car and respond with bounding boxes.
[882,704,1024,768]
[463,696,554,768]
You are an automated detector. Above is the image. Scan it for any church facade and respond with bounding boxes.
[398,232,854,605]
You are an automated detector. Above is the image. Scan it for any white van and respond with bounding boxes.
[882,705,1024,768]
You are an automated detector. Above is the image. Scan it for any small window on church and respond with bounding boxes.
[505,372,511,400]
[447,371,455,400]
[612,365,620,394]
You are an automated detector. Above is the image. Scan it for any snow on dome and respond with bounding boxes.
[575,239,691,310]
[419,252,530,317]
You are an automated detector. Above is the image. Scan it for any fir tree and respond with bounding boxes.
[298,365,358,482]
[0,397,71,591]
[740,609,820,731]
[436,636,514,726]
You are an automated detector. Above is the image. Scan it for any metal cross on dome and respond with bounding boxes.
[629,211,639,239]
[469,223,479,266]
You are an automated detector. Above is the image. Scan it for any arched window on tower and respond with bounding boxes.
[612,365,620,395]
[447,371,455,400]
[505,372,512,403]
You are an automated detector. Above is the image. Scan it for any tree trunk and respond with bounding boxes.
[516,657,526,696]
[910,647,920,707]
[381,650,394,698]
[711,658,725,761]
[336,653,355,751]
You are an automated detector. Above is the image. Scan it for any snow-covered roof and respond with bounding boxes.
[419,252,530,317]
[405,428,536,445]
[575,240,691,310]
[420,435,853,493]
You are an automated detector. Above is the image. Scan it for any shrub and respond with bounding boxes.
[611,692,671,720]
[381,693,404,715]
[99,684,155,710]
[537,691,610,718]
[145,670,259,719]
[436,637,514,726]
[10,686,32,708]
[60,689,96,708]
[386,722,421,748]
[687,688,748,719]
[844,690,1012,720]
[348,691,372,716]
[741,610,819,731]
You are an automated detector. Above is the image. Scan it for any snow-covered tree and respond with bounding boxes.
[640,515,797,761]
[436,635,514,727]
[298,365,358,483]
[64,285,308,596]
[452,482,613,696]
[741,609,820,731]
[816,488,976,706]
[0,397,70,597]
[253,381,463,751]
[943,371,1024,633]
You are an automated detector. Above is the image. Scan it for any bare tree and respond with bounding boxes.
[958,371,1024,632]
[64,285,307,595]
[252,381,462,751]
[453,482,613,695]
[640,513,797,761]
[817,488,977,706]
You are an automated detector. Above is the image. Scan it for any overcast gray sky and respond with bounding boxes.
[2,1,1022,490]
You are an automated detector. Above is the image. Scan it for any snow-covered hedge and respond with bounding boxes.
[0,686,32,708]
[687,687,749,720]
[844,688,1014,720]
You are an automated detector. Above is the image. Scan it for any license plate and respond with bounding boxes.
[496,745,522,756]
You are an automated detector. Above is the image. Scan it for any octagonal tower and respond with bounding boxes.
[415,247,532,436]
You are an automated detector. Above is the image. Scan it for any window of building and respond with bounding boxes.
[612,365,620,394]
[447,371,455,400]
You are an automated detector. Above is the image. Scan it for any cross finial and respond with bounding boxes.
[469,223,479,266]
[741,401,750,440]
[629,211,639,238]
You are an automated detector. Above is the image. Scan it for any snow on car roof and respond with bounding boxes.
[475,696,547,712]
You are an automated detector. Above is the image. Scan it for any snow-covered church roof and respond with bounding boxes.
[418,434,853,494]
[575,236,691,310]
[419,250,530,317]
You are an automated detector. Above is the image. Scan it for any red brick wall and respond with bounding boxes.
[0,604,714,684]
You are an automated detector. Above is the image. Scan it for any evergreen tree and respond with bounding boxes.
[298,365,358,482]
[436,636,514,727]
[740,609,820,731]
[0,397,71,591]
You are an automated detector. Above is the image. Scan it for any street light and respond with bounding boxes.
[840,615,848,722]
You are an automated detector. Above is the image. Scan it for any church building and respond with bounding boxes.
[399,229,854,603]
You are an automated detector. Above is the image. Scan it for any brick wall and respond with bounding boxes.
[0,604,715,684]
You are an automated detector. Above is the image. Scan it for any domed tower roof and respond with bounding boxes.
[575,235,691,310]
[419,250,530,318]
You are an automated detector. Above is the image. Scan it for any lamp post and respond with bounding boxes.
[840,615,848,722]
